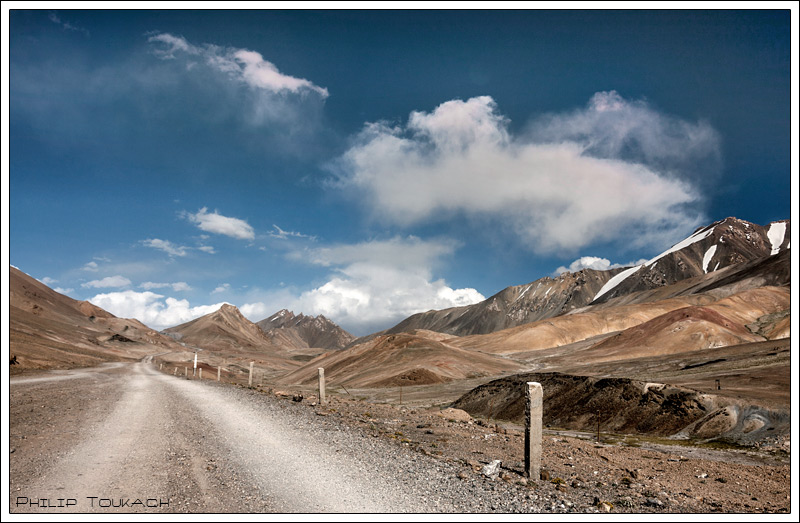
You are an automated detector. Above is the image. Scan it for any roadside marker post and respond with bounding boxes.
[217,367,221,381]
[318,368,326,404]
[193,353,197,376]
[525,382,543,480]
[249,361,254,387]
[199,367,202,380]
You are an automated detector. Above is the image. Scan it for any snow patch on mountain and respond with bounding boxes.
[594,226,719,302]
[644,226,716,268]
[593,264,642,301]
[703,245,717,274]
[767,221,787,255]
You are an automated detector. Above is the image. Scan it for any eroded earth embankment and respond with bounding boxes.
[451,372,790,447]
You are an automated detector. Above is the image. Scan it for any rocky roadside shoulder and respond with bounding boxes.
[250,384,792,514]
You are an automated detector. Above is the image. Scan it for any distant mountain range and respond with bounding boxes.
[163,303,280,353]
[285,217,790,391]
[161,306,355,353]
[9,216,791,387]
[256,309,355,351]
[376,217,790,338]
[9,216,791,444]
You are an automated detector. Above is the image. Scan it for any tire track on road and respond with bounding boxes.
[11,363,233,513]
[163,373,445,513]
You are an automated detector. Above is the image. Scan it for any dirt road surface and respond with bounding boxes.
[7,361,794,515]
[8,362,538,514]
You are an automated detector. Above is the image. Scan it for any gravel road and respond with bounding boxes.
[8,362,542,514]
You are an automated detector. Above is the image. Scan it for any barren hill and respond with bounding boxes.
[279,330,525,389]
[373,218,790,343]
[451,371,790,445]
[590,217,790,304]
[164,303,281,353]
[383,267,624,338]
[581,286,789,364]
[256,309,355,351]
[9,266,182,372]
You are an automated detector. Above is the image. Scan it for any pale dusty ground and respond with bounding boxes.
[7,361,795,516]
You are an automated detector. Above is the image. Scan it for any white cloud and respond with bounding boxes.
[296,235,459,269]
[48,12,90,36]
[280,236,485,335]
[148,33,328,98]
[147,32,194,58]
[40,276,58,286]
[142,238,188,257]
[239,302,271,320]
[337,93,717,254]
[172,282,192,292]
[554,256,648,276]
[81,275,132,289]
[183,207,255,240]
[82,261,99,272]
[294,264,484,336]
[144,33,328,142]
[269,224,316,241]
[140,281,192,292]
[81,237,482,335]
[212,283,231,294]
[89,290,226,331]
[197,245,216,254]
[528,91,721,179]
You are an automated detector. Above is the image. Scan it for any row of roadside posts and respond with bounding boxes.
[156,355,544,481]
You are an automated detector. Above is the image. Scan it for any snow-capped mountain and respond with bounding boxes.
[591,217,790,304]
[379,217,790,338]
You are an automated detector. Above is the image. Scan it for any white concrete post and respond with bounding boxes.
[525,382,543,480]
[184,367,188,378]
[173,367,177,375]
[217,367,221,381]
[159,363,162,370]
[318,367,326,404]
[249,361,254,387]
[198,367,202,380]
[193,353,197,376]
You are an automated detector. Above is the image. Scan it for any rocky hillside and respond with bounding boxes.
[163,303,280,353]
[451,371,790,445]
[9,266,181,372]
[384,268,624,337]
[590,217,790,304]
[279,330,525,389]
[379,218,790,339]
[256,309,355,351]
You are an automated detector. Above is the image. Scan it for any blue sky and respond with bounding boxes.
[4,7,795,336]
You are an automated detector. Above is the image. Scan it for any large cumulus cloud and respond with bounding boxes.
[336,92,719,254]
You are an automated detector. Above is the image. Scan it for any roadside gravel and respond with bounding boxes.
[9,363,540,513]
[8,362,792,515]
